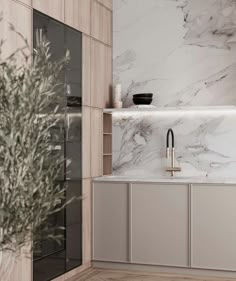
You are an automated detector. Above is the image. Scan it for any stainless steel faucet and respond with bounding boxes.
[166,128,181,176]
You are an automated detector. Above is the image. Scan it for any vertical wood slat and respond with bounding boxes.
[91,108,103,177]
[0,0,32,61]
[82,179,92,266]
[91,0,112,46]
[97,0,112,10]
[32,0,64,22]
[65,0,90,35]
[82,106,91,178]
[91,39,112,108]
[16,0,32,7]
[82,35,91,106]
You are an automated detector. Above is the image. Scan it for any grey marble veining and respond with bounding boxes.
[112,109,236,179]
[113,0,236,107]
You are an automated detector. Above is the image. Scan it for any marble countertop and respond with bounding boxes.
[93,176,236,185]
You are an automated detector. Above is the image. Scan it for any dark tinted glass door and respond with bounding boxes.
[33,10,82,281]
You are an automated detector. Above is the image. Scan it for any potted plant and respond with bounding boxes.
[0,23,70,280]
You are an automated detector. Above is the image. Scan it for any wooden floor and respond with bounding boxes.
[74,268,236,281]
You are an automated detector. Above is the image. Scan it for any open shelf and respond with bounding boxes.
[103,112,112,176]
[103,112,112,133]
[104,105,236,113]
[103,155,112,175]
[103,134,112,155]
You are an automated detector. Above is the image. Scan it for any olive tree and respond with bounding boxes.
[0,25,70,279]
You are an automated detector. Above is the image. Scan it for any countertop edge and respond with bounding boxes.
[92,176,236,185]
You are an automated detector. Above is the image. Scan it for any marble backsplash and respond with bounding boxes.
[113,0,236,107]
[112,108,236,178]
[112,0,236,178]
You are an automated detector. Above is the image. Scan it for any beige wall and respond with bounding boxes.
[0,0,112,280]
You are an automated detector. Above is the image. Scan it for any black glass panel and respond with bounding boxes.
[33,10,82,281]
[65,27,82,98]
[66,181,82,271]
[33,11,65,101]
[66,107,82,180]
[33,250,66,281]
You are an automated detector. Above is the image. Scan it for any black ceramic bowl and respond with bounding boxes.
[133,93,153,98]
[133,93,153,105]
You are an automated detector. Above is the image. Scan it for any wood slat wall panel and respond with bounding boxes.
[65,0,90,34]
[0,0,32,60]
[82,179,92,265]
[16,0,32,6]
[97,0,112,10]
[91,108,103,177]
[82,35,91,106]
[91,0,112,46]
[32,0,64,22]
[82,106,91,178]
[91,39,112,108]
[0,1,112,280]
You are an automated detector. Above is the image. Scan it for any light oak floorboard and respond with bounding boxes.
[73,268,236,281]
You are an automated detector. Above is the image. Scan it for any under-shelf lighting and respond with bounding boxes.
[107,106,236,117]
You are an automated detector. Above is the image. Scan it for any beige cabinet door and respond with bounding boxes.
[132,183,189,267]
[93,182,129,262]
[192,185,236,271]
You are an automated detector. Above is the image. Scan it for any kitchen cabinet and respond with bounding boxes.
[93,180,236,273]
[93,182,129,262]
[191,185,236,271]
[132,183,189,266]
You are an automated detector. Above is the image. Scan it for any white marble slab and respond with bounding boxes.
[112,0,236,179]
[112,109,236,179]
[113,0,236,107]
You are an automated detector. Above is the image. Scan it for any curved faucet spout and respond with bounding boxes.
[166,128,174,149]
